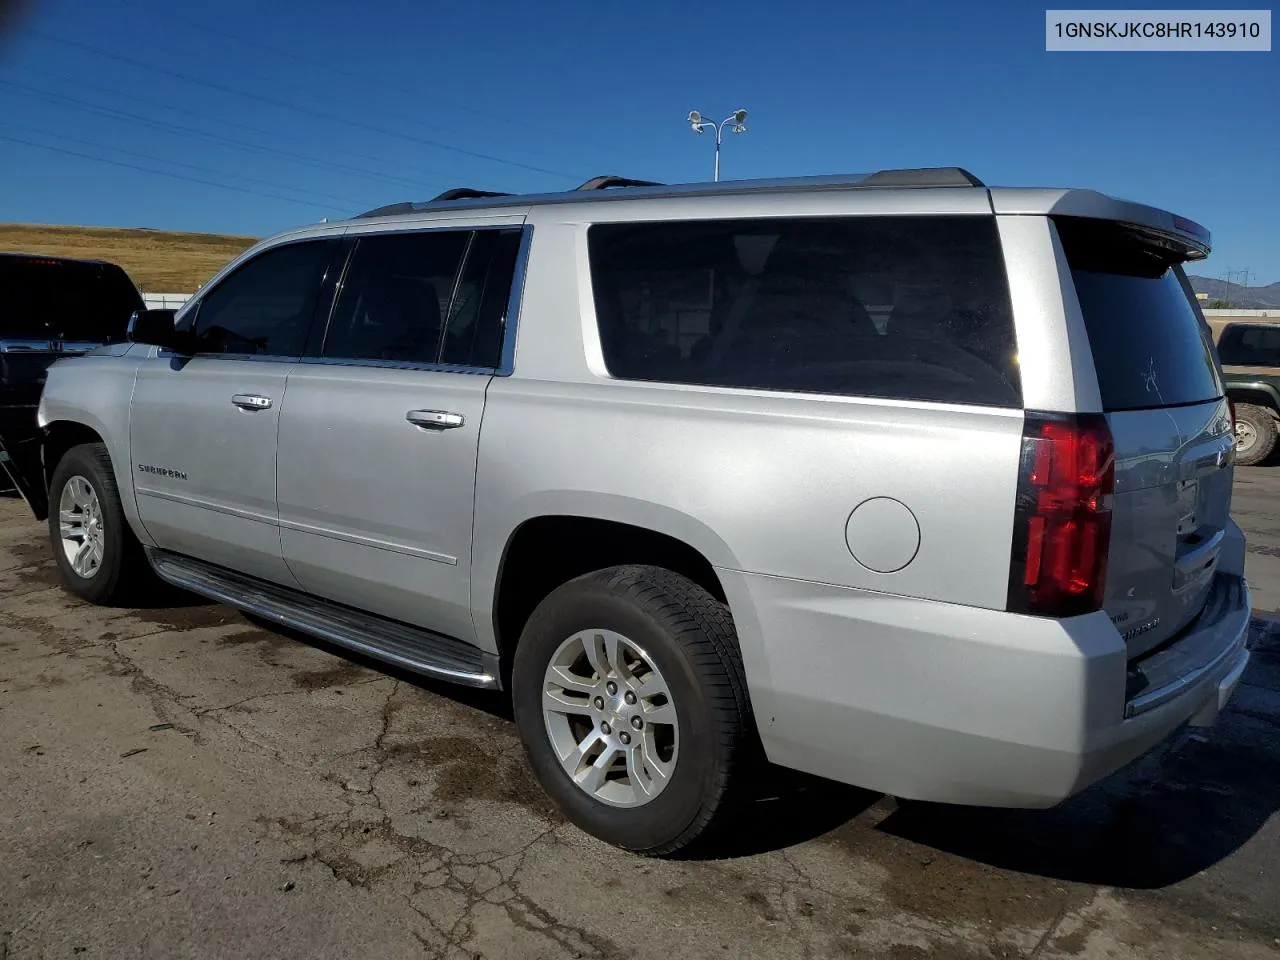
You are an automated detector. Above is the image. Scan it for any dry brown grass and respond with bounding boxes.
[0,223,258,292]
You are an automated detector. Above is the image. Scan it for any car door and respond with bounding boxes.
[130,237,339,585]
[277,225,525,644]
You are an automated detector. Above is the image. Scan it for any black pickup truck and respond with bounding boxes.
[1,252,144,494]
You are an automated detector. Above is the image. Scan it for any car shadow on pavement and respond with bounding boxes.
[151,599,1279,877]
[867,614,1280,889]
[688,769,882,860]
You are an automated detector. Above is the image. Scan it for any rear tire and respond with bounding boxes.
[48,443,156,605]
[512,565,754,855]
[1234,403,1277,466]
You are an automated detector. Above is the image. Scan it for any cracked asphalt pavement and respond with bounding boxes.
[2,472,1279,960]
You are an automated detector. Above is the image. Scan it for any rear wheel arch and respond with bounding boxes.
[492,515,730,682]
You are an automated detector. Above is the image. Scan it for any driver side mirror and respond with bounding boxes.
[127,309,189,352]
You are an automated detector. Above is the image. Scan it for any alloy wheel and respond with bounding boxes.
[541,629,679,808]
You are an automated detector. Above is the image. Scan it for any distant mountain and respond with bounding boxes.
[1188,276,1280,309]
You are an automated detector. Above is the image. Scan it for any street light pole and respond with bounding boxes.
[687,109,748,182]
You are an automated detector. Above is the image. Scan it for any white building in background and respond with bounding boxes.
[141,292,192,310]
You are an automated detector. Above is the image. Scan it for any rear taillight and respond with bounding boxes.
[1007,413,1115,617]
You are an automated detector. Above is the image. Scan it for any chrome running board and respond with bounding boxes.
[147,548,500,689]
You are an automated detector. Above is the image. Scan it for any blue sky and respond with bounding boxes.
[0,0,1276,282]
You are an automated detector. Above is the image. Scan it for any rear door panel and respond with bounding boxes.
[277,366,490,641]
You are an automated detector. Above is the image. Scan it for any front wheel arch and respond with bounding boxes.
[44,421,108,493]
[46,442,157,605]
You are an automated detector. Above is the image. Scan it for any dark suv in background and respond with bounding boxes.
[0,253,144,494]
[1208,317,1280,465]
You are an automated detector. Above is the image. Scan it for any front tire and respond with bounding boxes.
[1234,403,1277,466]
[512,565,754,856]
[48,443,154,605]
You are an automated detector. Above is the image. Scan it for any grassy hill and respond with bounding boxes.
[0,223,258,292]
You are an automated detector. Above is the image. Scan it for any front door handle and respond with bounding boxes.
[231,394,273,411]
[406,409,464,430]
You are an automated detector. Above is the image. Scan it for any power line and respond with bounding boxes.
[0,133,350,214]
[19,66,463,186]
[1,120,369,208]
[0,80,444,195]
[106,0,580,153]
[29,30,577,181]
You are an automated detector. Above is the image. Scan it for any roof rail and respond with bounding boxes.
[355,188,513,218]
[859,167,984,188]
[351,167,986,220]
[576,175,664,191]
[355,201,418,218]
[432,187,514,202]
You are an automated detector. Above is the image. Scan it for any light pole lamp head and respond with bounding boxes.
[730,108,748,133]
[687,110,705,132]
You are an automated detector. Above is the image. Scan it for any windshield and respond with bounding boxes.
[0,256,144,342]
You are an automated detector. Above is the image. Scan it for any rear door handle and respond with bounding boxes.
[406,409,464,430]
[231,394,272,411]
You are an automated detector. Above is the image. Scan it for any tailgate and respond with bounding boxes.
[1107,400,1234,655]
[1056,216,1232,657]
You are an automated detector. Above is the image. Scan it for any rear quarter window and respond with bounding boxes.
[1055,217,1224,411]
[586,215,1021,408]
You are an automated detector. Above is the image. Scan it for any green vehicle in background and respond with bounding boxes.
[1209,316,1280,466]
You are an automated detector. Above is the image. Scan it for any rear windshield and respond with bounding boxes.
[1217,323,1280,367]
[1056,217,1223,412]
[587,215,1021,407]
[0,256,144,342]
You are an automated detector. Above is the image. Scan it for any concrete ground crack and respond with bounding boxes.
[1028,903,1071,959]
[375,680,401,752]
[196,688,307,715]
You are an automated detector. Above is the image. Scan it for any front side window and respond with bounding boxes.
[323,231,469,364]
[189,240,333,357]
[587,215,1021,407]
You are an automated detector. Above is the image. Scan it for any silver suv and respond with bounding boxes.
[2,168,1252,855]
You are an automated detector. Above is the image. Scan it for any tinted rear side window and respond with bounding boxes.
[0,256,142,341]
[439,228,523,368]
[323,231,469,364]
[587,216,1021,407]
[1217,324,1280,367]
[1056,217,1223,411]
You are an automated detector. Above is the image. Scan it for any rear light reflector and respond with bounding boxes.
[1007,413,1115,617]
